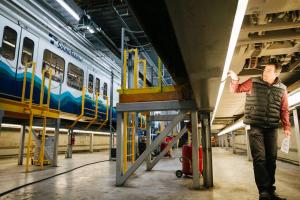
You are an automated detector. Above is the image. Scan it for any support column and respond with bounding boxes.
[245,128,252,161]
[52,118,60,167]
[292,109,300,167]
[201,112,213,188]
[232,132,236,154]
[225,134,229,149]
[116,112,124,185]
[191,111,200,189]
[109,71,114,160]
[146,115,151,171]
[66,129,73,158]
[18,124,26,165]
[90,133,94,153]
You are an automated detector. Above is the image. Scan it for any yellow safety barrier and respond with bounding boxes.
[123,112,128,173]
[69,87,86,128]
[98,95,109,130]
[119,49,176,95]
[86,92,100,129]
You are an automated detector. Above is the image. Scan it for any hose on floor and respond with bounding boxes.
[0,159,110,197]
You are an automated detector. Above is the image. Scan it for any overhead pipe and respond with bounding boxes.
[112,0,167,85]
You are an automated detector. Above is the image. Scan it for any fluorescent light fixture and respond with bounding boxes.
[1,123,22,129]
[211,0,249,124]
[288,89,300,108]
[56,0,80,21]
[217,120,248,136]
[73,129,110,135]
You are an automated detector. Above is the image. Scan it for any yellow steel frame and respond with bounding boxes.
[98,95,109,130]
[25,113,34,172]
[131,113,135,163]
[86,92,99,129]
[123,112,128,173]
[70,87,86,128]
[119,51,176,95]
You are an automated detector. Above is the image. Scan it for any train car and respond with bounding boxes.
[0,1,121,128]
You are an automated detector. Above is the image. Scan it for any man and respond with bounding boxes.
[228,63,291,200]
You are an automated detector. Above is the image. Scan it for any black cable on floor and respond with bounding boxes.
[0,159,110,197]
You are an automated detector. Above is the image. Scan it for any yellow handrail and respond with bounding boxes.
[123,49,127,90]
[21,62,31,102]
[132,49,138,89]
[39,69,46,106]
[39,68,52,107]
[158,57,162,88]
[131,112,135,163]
[123,112,128,173]
[46,69,52,108]
[97,95,109,130]
[25,113,34,172]
[70,87,86,128]
[85,92,99,129]
[39,116,47,168]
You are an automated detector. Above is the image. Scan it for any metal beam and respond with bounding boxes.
[191,111,200,189]
[117,100,196,112]
[146,116,151,171]
[147,126,187,170]
[116,111,187,186]
[116,112,124,185]
[149,114,190,121]
[241,21,300,33]
[237,32,300,46]
[52,118,60,167]
[292,109,300,167]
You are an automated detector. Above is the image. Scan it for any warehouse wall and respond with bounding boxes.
[0,127,112,158]
[221,125,299,165]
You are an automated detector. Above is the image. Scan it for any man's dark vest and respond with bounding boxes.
[244,77,286,128]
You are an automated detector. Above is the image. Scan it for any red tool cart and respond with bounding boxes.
[176,144,203,178]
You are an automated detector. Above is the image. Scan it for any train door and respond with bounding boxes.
[0,15,21,98]
[87,69,95,117]
[16,29,39,100]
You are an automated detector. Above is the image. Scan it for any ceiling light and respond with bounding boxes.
[211,0,249,124]
[217,120,248,136]
[87,26,95,34]
[56,0,80,21]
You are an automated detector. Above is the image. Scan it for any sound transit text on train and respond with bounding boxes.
[49,33,83,62]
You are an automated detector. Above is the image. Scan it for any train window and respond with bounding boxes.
[67,63,84,91]
[42,49,65,82]
[1,26,17,60]
[95,78,100,95]
[88,74,94,93]
[21,37,34,66]
[103,82,108,98]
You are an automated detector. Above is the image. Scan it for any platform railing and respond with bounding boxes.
[119,48,176,95]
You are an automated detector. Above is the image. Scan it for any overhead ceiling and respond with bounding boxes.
[128,0,238,107]
[127,0,300,131]
[214,0,300,130]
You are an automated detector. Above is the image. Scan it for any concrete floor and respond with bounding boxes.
[0,148,299,200]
